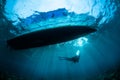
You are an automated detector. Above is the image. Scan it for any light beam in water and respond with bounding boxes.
[76,50,80,56]
[74,37,88,47]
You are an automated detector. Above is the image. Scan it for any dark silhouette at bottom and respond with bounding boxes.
[59,55,80,63]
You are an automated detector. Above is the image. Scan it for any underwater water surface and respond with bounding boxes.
[0,0,120,80]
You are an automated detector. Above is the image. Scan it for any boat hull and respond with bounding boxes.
[7,26,96,49]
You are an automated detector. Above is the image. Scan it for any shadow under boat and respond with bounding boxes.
[7,25,97,50]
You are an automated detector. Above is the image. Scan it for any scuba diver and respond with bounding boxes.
[59,50,80,63]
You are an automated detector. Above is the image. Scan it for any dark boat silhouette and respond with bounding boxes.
[7,25,96,49]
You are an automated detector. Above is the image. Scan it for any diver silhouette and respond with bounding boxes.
[59,51,80,63]
[59,55,80,63]
[59,50,80,63]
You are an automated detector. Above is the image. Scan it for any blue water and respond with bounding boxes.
[0,0,120,80]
